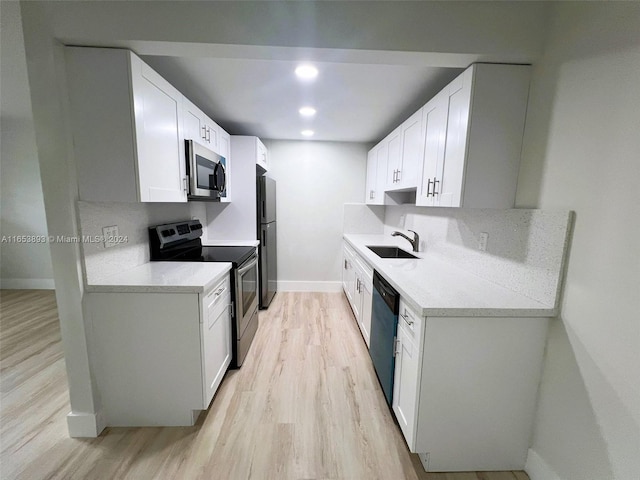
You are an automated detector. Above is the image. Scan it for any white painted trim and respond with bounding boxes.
[66,410,106,438]
[0,278,55,290]
[277,281,342,293]
[525,448,563,480]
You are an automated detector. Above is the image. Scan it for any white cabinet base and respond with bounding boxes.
[415,315,549,472]
[86,285,231,427]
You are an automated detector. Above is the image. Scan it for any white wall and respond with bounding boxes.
[0,1,53,289]
[267,141,367,291]
[516,4,640,480]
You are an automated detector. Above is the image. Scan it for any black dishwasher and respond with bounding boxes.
[369,270,400,406]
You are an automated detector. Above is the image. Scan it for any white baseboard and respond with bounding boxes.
[0,278,55,290]
[66,410,106,438]
[277,281,342,293]
[525,448,563,480]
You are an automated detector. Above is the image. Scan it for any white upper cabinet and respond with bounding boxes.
[397,109,425,190]
[384,109,425,192]
[183,98,207,147]
[183,97,222,154]
[417,92,449,207]
[256,138,269,173]
[370,63,530,208]
[65,47,187,203]
[417,64,531,208]
[218,128,230,161]
[131,57,187,202]
[385,127,402,190]
[365,149,377,203]
[183,98,214,149]
[232,135,269,175]
[365,144,386,205]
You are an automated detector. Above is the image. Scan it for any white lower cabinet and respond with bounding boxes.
[392,305,420,448]
[342,242,373,347]
[358,273,373,348]
[342,244,356,306]
[201,277,233,407]
[87,274,232,427]
[391,298,549,472]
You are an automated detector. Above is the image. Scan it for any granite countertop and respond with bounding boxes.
[86,262,232,294]
[343,234,555,317]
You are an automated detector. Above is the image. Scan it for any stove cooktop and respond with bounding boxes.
[198,245,255,265]
[149,219,256,266]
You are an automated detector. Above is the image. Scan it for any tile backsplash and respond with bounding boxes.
[78,201,206,283]
[343,203,385,234]
[345,204,573,308]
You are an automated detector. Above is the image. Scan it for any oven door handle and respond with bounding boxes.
[237,254,258,276]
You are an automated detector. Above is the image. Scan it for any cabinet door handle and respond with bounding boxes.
[397,169,401,182]
[344,259,347,269]
[433,177,440,195]
[401,311,414,326]
[426,178,432,197]
[201,125,207,140]
[183,177,188,193]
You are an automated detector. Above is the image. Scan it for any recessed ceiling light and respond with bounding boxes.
[299,106,317,117]
[295,64,318,80]
[301,130,314,137]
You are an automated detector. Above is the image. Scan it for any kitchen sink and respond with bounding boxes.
[367,246,418,259]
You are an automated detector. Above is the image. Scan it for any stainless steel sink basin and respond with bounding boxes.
[367,246,418,259]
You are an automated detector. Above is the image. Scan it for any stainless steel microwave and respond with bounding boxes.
[185,140,227,201]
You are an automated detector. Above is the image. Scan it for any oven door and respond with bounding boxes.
[235,252,259,338]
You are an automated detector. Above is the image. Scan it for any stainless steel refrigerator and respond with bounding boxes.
[257,176,277,309]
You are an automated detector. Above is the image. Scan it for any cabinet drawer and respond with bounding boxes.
[399,298,422,341]
[202,275,231,322]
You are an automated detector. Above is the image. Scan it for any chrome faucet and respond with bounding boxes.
[392,230,420,252]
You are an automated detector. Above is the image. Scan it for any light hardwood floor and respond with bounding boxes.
[0,289,529,480]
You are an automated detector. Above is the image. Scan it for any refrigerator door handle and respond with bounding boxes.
[262,227,267,247]
[262,201,266,220]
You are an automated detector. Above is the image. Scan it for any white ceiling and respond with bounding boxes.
[142,54,464,144]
